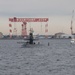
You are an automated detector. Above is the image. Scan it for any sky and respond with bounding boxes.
[0,0,75,35]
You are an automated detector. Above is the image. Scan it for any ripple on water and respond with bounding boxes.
[0,39,75,75]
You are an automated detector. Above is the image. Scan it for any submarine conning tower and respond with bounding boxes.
[29,32,34,44]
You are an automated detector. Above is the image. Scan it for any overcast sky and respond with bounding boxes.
[0,0,75,17]
[0,0,75,35]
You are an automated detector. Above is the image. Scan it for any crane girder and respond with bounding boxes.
[9,17,48,22]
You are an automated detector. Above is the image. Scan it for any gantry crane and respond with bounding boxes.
[9,17,49,37]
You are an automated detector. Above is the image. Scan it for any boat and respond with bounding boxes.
[70,35,75,44]
[20,29,41,48]
[71,38,75,44]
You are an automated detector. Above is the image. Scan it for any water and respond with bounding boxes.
[0,39,75,75]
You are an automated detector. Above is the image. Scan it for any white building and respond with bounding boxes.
[55,32,72,39]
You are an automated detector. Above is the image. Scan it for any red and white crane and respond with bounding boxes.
[9,17,49,38]
[70,10,74,35]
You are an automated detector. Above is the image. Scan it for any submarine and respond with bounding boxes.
[22,31,40,47]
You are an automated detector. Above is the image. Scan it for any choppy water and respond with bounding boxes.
[0,39,75,75]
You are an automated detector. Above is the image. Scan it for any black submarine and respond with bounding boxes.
[22,31,40,47]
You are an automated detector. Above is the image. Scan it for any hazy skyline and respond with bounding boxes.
[0,0,75,35]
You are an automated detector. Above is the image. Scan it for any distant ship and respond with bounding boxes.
[70,35,75,44]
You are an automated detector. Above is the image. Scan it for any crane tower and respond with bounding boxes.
[70,10,74,35]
